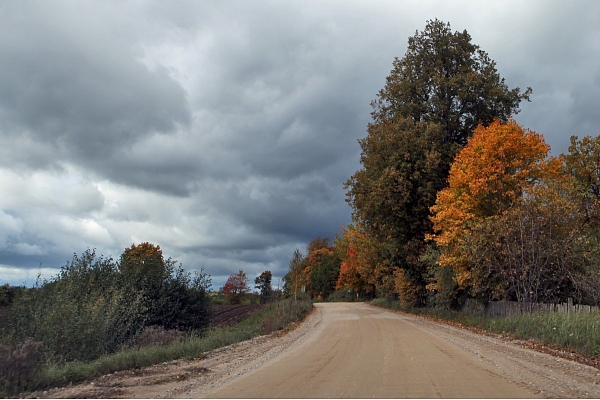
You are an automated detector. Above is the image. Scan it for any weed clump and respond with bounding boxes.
[134,326,181,348]
[0,339,44,396]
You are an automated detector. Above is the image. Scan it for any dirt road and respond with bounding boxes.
[204,303,600,398]
[44,302,600,398]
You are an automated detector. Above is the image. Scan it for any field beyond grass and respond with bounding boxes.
[370,298,600,359]
[1,296,313,397]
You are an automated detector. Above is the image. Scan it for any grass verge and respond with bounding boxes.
[370,298,600,359]
[2,296,313,397]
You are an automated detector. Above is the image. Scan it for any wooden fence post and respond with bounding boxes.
[568,298,573,314]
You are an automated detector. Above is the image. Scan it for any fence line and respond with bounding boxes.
[467,298,600,317]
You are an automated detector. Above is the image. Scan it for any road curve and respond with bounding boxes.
[205,303,538,398]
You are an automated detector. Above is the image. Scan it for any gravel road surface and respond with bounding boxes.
[42,302,600,398]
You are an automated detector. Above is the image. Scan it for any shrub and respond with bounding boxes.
[327,288,353,302]
[0,339,44,396]
[5,248,212,364]
[134,326,180,348]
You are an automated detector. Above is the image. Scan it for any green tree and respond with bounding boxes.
[346,19,531,305]
[119,242,167,291]
[373,19,531,146]
[303,237,333,299]
[254,270,273,304]
[565,135,600,225]
[309,250,341,300]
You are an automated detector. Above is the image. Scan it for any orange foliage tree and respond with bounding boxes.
[335,221,381,297]
[429,120,562,295]
[302,237,332,293]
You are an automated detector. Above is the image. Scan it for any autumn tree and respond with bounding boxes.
[430,120,563,302]
[564,134,600,303]
[254,270,273,304]
[346,19,531,305]
[223,270,250,304]
[301,237,335,299]
[335,220,380,296]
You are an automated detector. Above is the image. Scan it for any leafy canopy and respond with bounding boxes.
[373,18,531,145]
[345,19,532,304]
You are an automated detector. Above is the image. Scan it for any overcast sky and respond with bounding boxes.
[1,0,599,290]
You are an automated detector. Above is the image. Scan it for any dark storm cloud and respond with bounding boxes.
[0,2,190,182]
[205,176,344,239]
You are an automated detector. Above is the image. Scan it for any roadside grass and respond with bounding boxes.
[2,296,312,397]
[370,298,600,358]
[479,312,600,356]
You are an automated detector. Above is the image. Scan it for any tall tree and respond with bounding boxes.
[335,220,380,296]
[346,118,448,301]
[303,237,333,298]
[565,135,600,226]
[283,249,305,301]
[254,270,273,304]
[373,19,531,146]
[346,19,531,305]
[308,249,341,300]
[563,134,600,304]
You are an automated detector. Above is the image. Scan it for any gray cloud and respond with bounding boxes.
[0,1,190,179]
[1,1,600,289]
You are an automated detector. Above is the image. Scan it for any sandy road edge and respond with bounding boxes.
[370,304,600,371]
